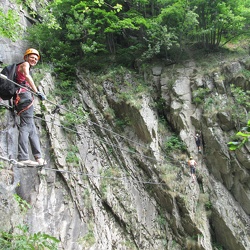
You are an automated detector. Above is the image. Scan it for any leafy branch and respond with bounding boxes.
[228,120,250,150]
[0,224,59,250]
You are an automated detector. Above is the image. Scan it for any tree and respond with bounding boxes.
[156,0,199,52]
[190,0,250,49]
[27,0,149,69]
[24,0,250,70]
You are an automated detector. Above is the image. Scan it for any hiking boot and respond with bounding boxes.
[36,158,47,166]
[19,159,39,166]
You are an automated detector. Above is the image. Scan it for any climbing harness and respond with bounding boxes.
[15,95,34,116]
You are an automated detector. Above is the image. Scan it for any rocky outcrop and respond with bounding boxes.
[1,56,250,249]
[157,58,250,249]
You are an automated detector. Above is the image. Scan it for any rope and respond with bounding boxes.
[0,75,208,155]
[0,68,207,187]
[0,100,158,163]
[42,167,166,185]
[0,102,199,165]
[0,77,201,168]
[0,74,150,150]
[36,115,158,162]
[0,153,165,185]
[0,155,24,166]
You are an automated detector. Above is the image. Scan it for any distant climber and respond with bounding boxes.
[188,156,197,183]
[15,48,47,166]
[194,133,202,153]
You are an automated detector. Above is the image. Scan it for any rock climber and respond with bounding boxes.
[188,156,197,183]
[14,48,46,166]
[194,133,202,153]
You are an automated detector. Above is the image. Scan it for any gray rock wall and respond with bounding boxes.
[1,57,250,250]
[157,58,250,250]
[0,0,31,64]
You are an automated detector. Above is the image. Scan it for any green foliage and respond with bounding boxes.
[189,0,249,50]
[157,0,198,50]
[240,69,250,78]
[231,84,250,107]
[66,145,80,164]
[13,194,31,213]
[123,240,137,250]
[54,80,77,104]
[203,85,250,127]
[156,213,167,229]
[115,117,131,129]
[142,21,178,59]
[154,98,166,116]
[79,222,95,247]
[158,163,180,190]
[117,82,147,108]
[212,242,224,250]
[192,88,211,105]
[80,229,95,248]
[164,135,186,153]
[20,0,250,72]
[230,84,250,126]
[54,80,76,104]
[0,105,7,116]
[103,107,115,121]
[27,23,78,80]
[25,0,149,69]
[100,166,122,197]
[0,224,59,250]
[204,200,213,210]
[198,193,212,210]
[98,67,147,109]
[228,120,250,150]
[0,7,23,41]
[61,107,89,130]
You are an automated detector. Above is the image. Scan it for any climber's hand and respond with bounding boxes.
[36,92,46,101]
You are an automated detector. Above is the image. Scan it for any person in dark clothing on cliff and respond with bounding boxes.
[15,48,46,166]
[194,133,202,153]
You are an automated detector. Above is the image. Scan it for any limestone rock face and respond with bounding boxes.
[158,59,250,250]
[1,56,250,249]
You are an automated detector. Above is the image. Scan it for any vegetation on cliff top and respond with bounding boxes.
[2,0,250,73]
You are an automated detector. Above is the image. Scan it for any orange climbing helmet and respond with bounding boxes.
[24,48,40,60]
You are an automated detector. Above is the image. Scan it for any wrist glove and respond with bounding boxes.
[36,91,46,101]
